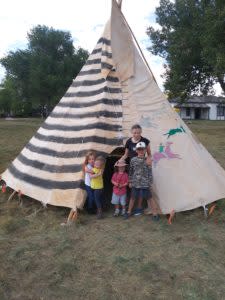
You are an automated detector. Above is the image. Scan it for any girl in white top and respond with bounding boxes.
[83,151,96,213]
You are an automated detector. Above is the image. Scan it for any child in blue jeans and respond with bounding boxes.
[125,141,159,220]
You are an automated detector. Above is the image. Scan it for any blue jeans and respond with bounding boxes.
[131,187,151,201]
[93,188,103,209]
[85,185,95,210]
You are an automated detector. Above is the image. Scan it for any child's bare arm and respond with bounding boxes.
[120,181,129,187]
[120,183,128,188]
[111,180,119,186]
[90,173,100,178]
[90,170,103,178]
[146,144,151,156]
[120,148,129,161]
[85,166,94,174]
[146,144,152,165]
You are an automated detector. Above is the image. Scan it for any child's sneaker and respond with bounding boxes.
[123,212,131,220]
[121,208,126,216]
[96,209,103,219]
[114,208,120,217]
[133,208,143,216]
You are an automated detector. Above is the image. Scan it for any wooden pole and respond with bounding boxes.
[117,0,123,9]
[17,190,23,207]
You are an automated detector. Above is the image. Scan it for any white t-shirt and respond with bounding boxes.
[85,163,93,186]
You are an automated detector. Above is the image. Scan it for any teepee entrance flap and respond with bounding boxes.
[111,0,134,82]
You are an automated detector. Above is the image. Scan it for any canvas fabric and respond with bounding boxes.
[111,0,225,213]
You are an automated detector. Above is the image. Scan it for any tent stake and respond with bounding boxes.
[67,209,75,222]
[7,190,17,202]
[208,203,216,216]
[61,209,78,226]
[71,210,78,221]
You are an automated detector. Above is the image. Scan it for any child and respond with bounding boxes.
[111,160,129,216]
[90,156,105,219]
[125,142,159,220]
[119,124,152,215]
[120,124,151,165]
[83,151,96,213]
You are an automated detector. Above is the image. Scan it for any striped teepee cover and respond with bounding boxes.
[1,15,124,209]
[2,0,225,213]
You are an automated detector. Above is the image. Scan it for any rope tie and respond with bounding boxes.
[203,205,208,218]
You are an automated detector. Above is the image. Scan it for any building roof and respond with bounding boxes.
[170,95,225,104]
[175,103,210,108]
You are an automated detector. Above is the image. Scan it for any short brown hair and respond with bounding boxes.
[131,124,142,131]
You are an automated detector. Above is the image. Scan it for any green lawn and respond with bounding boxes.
[0,119,225,300]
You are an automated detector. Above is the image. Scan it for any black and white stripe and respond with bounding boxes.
[4,34,123,208]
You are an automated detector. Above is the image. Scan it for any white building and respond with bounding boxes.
[170,96,225,120]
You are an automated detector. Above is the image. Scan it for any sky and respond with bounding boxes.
[0,0,222,95]
[0,0,166,88]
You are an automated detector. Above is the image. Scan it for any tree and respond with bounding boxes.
[0,87,12,116]
[0,25,89,115]
[1,50,32,103]
[201,1,225,92]
[0,76,31,116]
[147,0,225,99]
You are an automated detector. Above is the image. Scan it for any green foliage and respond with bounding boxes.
[0,87,12,115]
[0,25,89,116]
[147,0,225,99]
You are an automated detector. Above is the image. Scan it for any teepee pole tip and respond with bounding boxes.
[117,0,123,9]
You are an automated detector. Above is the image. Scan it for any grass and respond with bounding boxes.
[0,119,225,300]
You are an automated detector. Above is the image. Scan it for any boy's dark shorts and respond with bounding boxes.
[131,187,152,201]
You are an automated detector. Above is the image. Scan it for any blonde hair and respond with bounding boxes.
[95,155,106,169]
[95,155,106,164]
[82,150,96,172]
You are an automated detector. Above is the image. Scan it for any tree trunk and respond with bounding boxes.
[217,74,225,94]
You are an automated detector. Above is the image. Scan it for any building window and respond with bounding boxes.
[217,106,225,117]
[186,108,190,117]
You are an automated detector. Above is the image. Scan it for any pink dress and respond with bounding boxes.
[112,172,129,196]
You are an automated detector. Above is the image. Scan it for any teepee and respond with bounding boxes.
[2,0,225,218]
